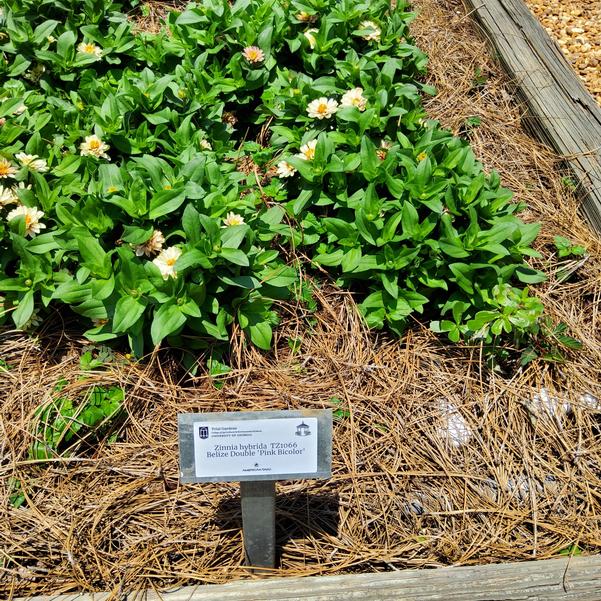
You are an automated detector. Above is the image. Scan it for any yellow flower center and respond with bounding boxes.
[163,184,172,190]
[417,152,427,161]
[0,163,12,176]
[89,139,101,150]
[166,258,177,267]
[107,186,118,193]
[25,215,32,227]
[317,103,328,114]
[248,49,260,60]
[83,44,96,53]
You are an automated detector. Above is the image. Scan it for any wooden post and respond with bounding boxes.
[462,0,601,234]
[16,555,601,600]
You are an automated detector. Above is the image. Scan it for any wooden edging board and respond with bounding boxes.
[462,0,601,234]
[17,555,601,600]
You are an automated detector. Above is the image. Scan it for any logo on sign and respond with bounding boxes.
[198,426,209,440]
[295,422,311,436]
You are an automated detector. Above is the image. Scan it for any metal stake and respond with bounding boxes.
[240,480,276,569]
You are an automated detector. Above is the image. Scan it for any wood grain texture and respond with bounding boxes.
[462,0,601,233]
[19,555,601,600]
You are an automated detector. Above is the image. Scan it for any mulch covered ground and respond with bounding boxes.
[1,0,601,598]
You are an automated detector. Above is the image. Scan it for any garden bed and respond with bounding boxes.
[1,0,601,598]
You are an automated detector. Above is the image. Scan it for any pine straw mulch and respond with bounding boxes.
[2,0,601,598]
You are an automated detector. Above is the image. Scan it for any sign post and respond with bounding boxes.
[240,480,276,567]
[178,409,332,569]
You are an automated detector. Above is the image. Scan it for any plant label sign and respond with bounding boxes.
[178,409,332,483]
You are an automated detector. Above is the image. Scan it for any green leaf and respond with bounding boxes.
[313,250,344,266]
[360,136,379,181]
[176,249,212,271]
[341,247,362,272]
[449,263,474,294]
[13,290,35,329]
[401,201,419,239]
[151,303,186,345]
[355,209,378,245]
[220,224,249,249]
[182,204,202,244]
[121,225,154,245]
[26,233,59,254]
[322,218,355,241]
[73,228,112,279]
[515,266,547,284]
[113,295,147,333]
[33,20,60,45]
[248,322,272,350]
[57,30,76,59]
[220,247,249,266]
[148,189,186,219]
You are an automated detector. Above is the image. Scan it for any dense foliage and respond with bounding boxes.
[0,0,546,356]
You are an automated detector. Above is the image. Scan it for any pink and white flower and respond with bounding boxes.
[135,230,165,257]
[242,46,265,64]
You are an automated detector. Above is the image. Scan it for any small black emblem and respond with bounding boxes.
[295,422,311,436]
[198,426,209,439]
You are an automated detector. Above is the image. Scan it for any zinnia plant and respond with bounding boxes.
[0,0,549,363]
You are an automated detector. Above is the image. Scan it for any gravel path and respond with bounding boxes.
[525,0,600,104]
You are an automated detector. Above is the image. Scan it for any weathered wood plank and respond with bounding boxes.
[18,555,601,600]
[462,0,601,234]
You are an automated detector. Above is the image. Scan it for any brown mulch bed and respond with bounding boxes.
[1,0,601,598]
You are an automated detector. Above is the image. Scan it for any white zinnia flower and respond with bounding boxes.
[77,41,102,59]
[80,135,110,160]
[0,185,18,206]
[135,230,165,257]
[152,246,182,280]
[276,161,296,178]
[242,46,265,64]
[199,139,212,151]
[0,158,17,179]
[7,205,46,237]
[13,105,26,115]
[340,87,367,111]
[307,97,338,120]
[15,153,49,173]
[222,212,245,227]
[304,29,318,49]
[297,139,318,161]
[359,20,381,42]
